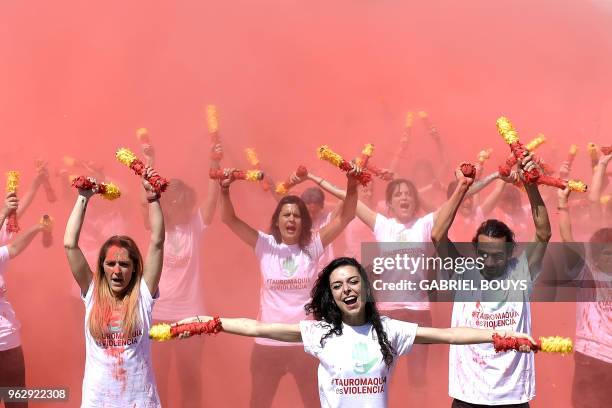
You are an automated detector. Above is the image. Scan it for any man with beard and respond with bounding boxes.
[431,153,551,407]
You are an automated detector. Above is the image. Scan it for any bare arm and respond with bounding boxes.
[142,170,165,296]
[467,171,499,198]
[520,156,551,275]
[318,172,359,248]
[219,177,259,248]
[557,185,585,277]
[181,316,302,343]
[309,174,378,231]
[200,143,223,225]
[415,326,535,346]
[431,167,473,263]
[388,132,410,175]
[0,193,18,232]
[588,153,611,206]
[431,169,473,245]
[63,192,94,295]
[7,223,43,259]
[479,178,507,216]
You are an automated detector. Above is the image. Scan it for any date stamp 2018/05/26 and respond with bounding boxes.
[0,387,69,402]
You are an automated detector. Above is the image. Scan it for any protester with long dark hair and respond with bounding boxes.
[176,257,534,408]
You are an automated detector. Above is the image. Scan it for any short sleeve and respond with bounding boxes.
[0,246,9,270]
[383,317,418,356]
[300,320,329,357]
[140,277,159,310]
[255,231,274,259]
[373,213,390,240]
[83,280,95,306]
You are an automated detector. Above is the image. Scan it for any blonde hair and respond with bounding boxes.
[88,236,143,341]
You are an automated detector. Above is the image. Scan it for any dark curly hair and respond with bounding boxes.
[305,257,396,367]
[472,219,516,254]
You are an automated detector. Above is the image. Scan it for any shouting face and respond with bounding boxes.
[277,203,303,245]
[103,245,134,296]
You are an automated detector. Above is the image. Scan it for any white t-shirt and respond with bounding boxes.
[153,212,206,321]
[373,212,435,311]
[300,318,418,408]
[81,279,160,408]
[575,264,612,363]
[0,246,21,351]
[449,253,535,405]
[255,231,324,346]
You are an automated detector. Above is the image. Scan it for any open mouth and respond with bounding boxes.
[343,296,358,305]
[111,276,124,285]
[399,203,410,210]
[286,225,297,233]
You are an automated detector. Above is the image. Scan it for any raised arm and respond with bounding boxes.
[309,174,378,231]
[177,316,302,343]
[431,166,474,245]
[318,170,359,248]
[219,171,259,248]
[142,169,165,295]
[588,152,611,209]
[200,143,222,225]
[0,192,18,233]
[7,223,44,259]
[520,155,552,274]
[431,166,473,263]
[16,166,46,218]
[415,326,535,347]
[63,190,95,295]
[479,176,511,216]
[557,184,585,277]
[557,165,574,244]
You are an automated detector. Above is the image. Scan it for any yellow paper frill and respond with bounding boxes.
[116,148,137,167]
[525,134,546,151]
[206,105,219,134]
[245,170,263,181]
[540,336,573,354]
[6,171,19,193]
[101,182,122,200]
[149,323,173,341]
[568,180,587,192]
[496,117,519,145]
[317,145,343,168]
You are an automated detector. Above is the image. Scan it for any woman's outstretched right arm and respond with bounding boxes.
[64,190,94,295]
[177,316,302,343]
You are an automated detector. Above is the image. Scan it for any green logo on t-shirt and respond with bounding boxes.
[396,231,409,243]
[282,256,298,278]
[352,342,379,374]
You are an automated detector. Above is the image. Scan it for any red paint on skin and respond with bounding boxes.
[106,245,128,262]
